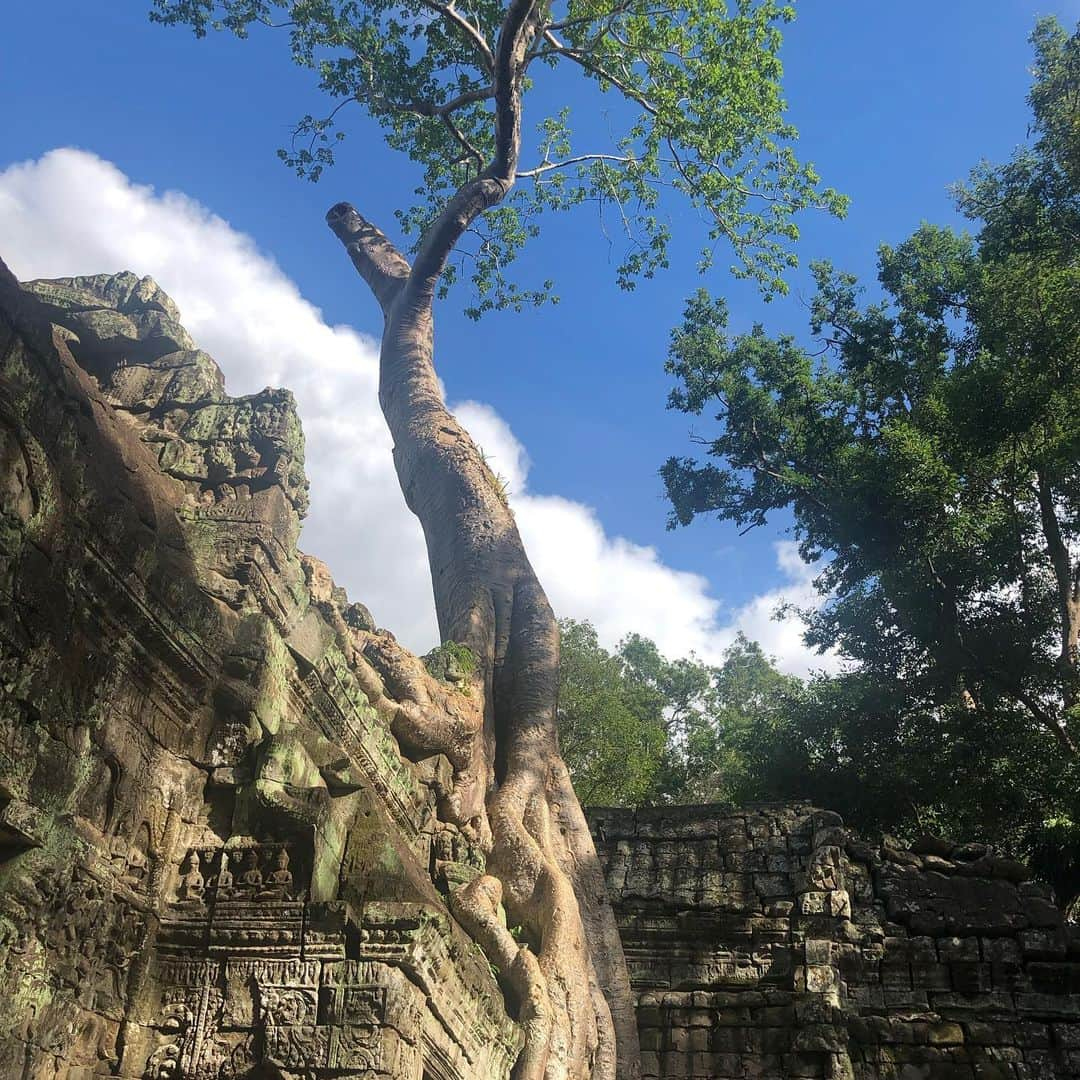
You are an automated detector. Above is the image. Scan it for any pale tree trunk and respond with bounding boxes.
[321,6,641,1070]
[928,535,1078,758]
[1034,467,1080,754]
[1036,468,1080,703]
[326,199,641,1079]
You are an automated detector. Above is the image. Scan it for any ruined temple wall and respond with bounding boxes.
[0,264,518,1079]
[590,804,1080,1079]
[6,256,1079,1080]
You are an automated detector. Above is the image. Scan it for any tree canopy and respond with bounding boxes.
[152,0,844,316]
[556,619,669,806]
[661,16,1080,897]
[557,620,796,807]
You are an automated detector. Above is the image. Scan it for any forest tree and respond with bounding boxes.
[662,17,1080,900]
[151,0,842,1075]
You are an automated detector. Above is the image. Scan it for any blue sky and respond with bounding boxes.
[1,1,1076,671]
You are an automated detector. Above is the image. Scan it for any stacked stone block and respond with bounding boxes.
[590,804,1080,1079]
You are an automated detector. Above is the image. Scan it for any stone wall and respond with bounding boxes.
[0,263,519,1079]
[590,804,1080,1079]
[3,257,1078,1080]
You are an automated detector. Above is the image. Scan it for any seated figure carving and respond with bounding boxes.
[120,847,148,889]
[178,851,204,903]
[257,848,294,900]
[237,849,263,896]
[209,851,234,897]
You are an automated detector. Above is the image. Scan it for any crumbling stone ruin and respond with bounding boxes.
[0,262,1078,1078]
[0,263,517,1079]
[591,805,1080,1079]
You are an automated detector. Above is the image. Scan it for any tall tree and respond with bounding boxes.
[557,621,797,809]
[152,2,841,1075]
[555,619,669,807]
[662,18,1080,892]
[649,631,798,804]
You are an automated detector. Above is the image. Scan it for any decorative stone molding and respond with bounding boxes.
[0,264,518,1079]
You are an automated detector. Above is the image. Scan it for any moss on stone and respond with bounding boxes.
[422,641,478,689]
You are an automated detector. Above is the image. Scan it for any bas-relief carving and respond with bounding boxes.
[145,886,412,1078]
[0,270,518,1079]
[431,821,485,893]
[0,393,54,597]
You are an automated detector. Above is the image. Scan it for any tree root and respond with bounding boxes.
[451,874,553,1080]
[327,201,640,1079]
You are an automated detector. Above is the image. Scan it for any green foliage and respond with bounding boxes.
[557,619,669,804]
[660,631,798,804]
[556,619,796,806]
[423,639,478,684]
[661,18,1080,898]
[742,672,1080,872]
[150,0,844,315]
[478,448,512,508]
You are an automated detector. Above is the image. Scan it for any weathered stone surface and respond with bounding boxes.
[5,259,1079,1079]
[0,263,519,1079]
[590,804,1080,1079]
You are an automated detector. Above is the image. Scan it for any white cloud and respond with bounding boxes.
[453,406,839,676]
[0,148,837,676]
[0,148,437,647]
[724,542,838,675]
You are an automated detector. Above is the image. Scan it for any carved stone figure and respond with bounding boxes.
[178,851,205,903]
[119,830,150,890]
[210,851,234,896]
[260,848,293,900]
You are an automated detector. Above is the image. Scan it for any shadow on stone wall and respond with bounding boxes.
[590,803,1080,1079]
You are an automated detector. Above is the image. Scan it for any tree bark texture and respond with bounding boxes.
[327,201,641,1080]
[1036,466,1080,716]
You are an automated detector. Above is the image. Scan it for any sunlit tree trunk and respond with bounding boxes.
[327,201,640,1079]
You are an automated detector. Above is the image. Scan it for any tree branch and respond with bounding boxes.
[535,29,658,116]
[408,0,541,299]
[491,0,541,179]
[419,0,496,74]
[440,112,486,170]
[325,203,411,314]
[543,0,639,35]
[1007,682,1079,757]
[925,549,1079,757]
[666,136,782,205]
[1035,465,1080,700]
[403,85,494,118]
[351,83,492,167]
[517,153,634,178]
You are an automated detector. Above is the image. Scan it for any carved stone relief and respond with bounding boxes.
[0,268,518,1079]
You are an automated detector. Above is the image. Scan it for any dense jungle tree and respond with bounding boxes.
[650,631,797,804]
[662,17,1080,897]
[732,667,1080,903]
[555,619,669,807]
[557,620,796,807]
[151,1,842,1075]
